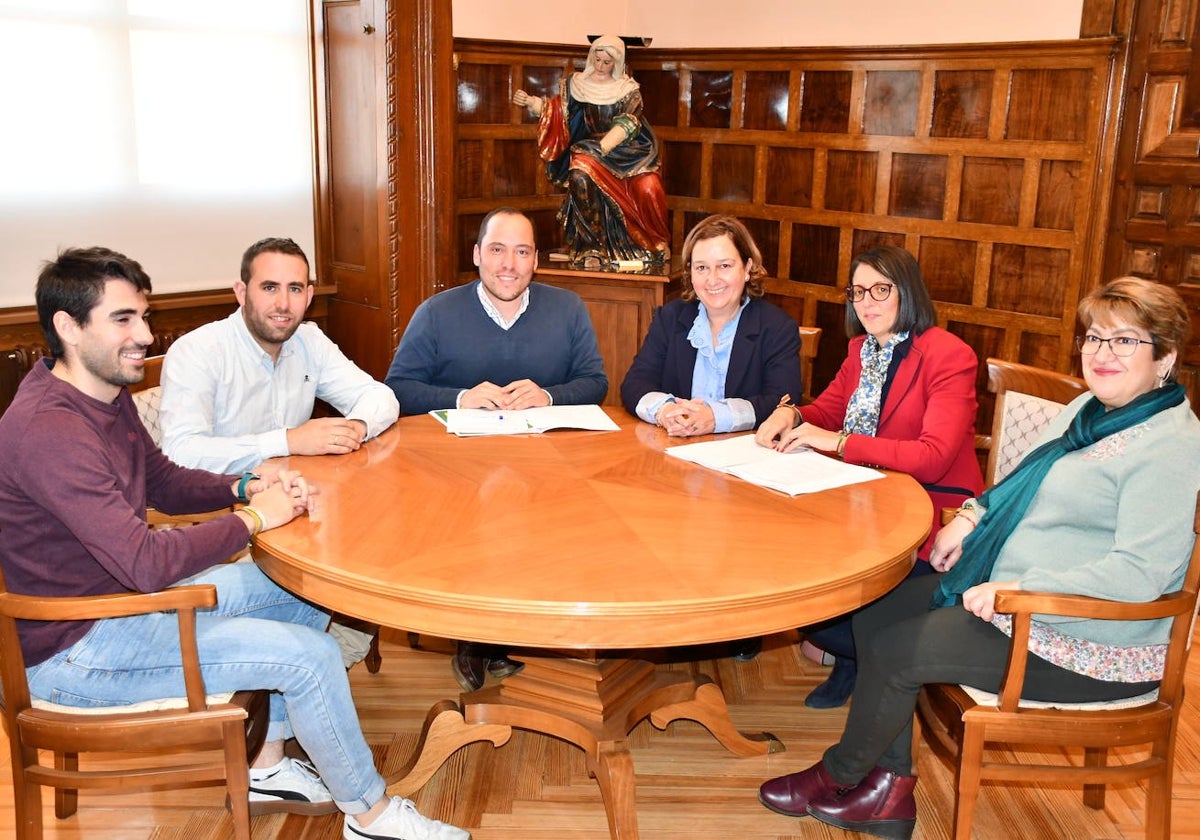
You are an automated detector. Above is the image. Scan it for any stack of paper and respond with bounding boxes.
[435,404,620,436]
[665,434,884,496]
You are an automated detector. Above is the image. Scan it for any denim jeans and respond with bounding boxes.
[25,562,386,815]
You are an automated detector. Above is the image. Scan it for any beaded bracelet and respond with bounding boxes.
[240,506,266,537]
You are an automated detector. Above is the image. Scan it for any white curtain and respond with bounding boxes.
[0,0,315,305]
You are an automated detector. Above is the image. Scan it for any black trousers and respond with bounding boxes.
[804,560,935,659]
[821,574,1158,783]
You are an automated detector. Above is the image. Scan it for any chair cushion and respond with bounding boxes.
[31,691,235,714]
[959,684,1158,710]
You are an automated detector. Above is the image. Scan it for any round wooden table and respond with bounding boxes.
[253,409,931,839]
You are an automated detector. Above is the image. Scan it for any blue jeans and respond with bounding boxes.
[26,563,386,815]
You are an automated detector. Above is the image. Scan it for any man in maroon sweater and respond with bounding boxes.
[0,247,468,840]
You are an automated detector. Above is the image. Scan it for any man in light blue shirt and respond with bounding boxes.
[161,237,399,668]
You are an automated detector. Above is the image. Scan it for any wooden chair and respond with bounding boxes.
[0,565,269,839]
[917,491,1200,840]
[798,326,822,403]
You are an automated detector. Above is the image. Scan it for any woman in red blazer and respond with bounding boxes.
[756,245,983,707]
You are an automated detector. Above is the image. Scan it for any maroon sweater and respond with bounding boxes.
[0,361,252,665]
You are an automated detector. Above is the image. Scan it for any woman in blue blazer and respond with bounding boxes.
[620,215,802,436]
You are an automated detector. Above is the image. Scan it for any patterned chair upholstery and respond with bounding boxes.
[980,358,1088,486]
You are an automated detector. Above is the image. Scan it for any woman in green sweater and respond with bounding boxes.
[758,276,1200,840]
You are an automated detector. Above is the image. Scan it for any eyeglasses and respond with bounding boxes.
[845,283,894,302]
[1074,334,1155,357]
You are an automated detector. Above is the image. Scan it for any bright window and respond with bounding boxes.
[0,0,314,305]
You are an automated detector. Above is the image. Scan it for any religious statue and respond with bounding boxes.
[514,35,670,267]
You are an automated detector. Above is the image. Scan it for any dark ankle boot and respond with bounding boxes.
[807,766,917,840]
[758,760,844,817]
[805,655,857,708]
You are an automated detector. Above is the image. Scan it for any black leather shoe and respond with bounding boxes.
[487,656,524,679]
[805,655,857,709]
[758,760,844,817]
[452,642,487,692]
[730,636,763,661]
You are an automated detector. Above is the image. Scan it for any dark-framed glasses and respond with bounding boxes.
[845,283,894,302]
[1074,334,1154,357]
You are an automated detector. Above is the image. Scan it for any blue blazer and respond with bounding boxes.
[620,297,802,426]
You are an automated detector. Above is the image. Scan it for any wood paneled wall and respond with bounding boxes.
[1101,0,1200,400]
[454,38,1122,406]
[0,291,331,415]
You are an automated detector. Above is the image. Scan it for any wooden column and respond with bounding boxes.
[312,0,455,379]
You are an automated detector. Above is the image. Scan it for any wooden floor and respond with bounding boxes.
[3,627,1199,840]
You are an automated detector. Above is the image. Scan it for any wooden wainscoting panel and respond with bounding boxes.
[453,38,1120,400]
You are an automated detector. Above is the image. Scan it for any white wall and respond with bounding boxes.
[452,0,1085,47]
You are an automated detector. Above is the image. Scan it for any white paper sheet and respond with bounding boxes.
[665,434,884,495]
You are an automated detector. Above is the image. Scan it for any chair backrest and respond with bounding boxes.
[130,355,165,446]
[798,326,822,402]
[984,358,1087,485]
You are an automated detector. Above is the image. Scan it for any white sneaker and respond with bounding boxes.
[248,757,339,816]
[344,796,470,840]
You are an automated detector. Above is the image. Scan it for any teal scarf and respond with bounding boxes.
[931,383,1186,609]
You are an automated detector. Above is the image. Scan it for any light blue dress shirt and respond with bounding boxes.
[634,298,756,433]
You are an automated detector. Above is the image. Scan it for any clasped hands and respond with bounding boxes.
[286,416,368,456]
[236,466,317,530]
[655,398,716,437]
[461,379,550,411]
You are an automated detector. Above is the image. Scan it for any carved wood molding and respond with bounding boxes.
[1140,75,1200,158]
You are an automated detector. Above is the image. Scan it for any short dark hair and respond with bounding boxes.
[845,246,936,338]
[678,214,767,301]
[36,247,152,359]
[476,207,534,247]
[240,237,311,285]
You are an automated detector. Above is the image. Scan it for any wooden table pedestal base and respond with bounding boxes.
[387,654,784,840]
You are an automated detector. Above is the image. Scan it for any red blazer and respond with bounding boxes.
[802,327,983,559]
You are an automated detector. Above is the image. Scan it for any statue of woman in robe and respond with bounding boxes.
[514,35,670,266]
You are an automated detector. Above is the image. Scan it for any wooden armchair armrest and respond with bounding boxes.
[993,588,1193,622]
[989,588,1193,712]
[0,584,216,622]
[0,585,217,711]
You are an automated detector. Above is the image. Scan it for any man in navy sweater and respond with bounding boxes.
[386,207,607,416]
[385,207,608,689]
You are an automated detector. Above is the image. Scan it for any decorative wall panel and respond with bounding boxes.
[454,39,1119,399]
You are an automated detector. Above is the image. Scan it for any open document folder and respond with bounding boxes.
[434,404,620,436]
[665,433,884,496]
